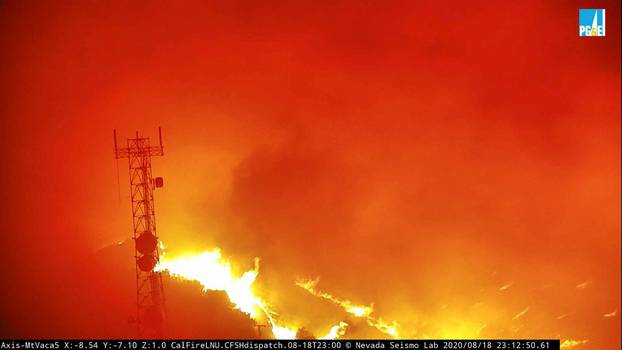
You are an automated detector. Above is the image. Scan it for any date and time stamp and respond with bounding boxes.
[1,340,558,350]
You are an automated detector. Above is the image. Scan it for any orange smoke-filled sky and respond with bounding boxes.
[0,0,620,348]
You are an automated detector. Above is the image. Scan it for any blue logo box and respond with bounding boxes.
[579,9,606,37]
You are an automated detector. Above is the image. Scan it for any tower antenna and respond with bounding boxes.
[114,127,167,337]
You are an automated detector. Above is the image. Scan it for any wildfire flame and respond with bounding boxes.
[560,339,589,349]
[296,277,399,337]
[155,247,388,340]
[319,322,349,340]
[153,245,596,343]
[155,249,297,339]
[295,278,373,317]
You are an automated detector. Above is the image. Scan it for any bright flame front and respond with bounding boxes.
[155,249,296,339]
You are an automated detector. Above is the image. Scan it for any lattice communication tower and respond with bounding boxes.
[114,127,167,337]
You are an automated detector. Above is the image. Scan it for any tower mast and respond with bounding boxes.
[114,127,167,337]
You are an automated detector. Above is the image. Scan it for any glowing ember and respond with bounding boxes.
[603,309,617,318]
[575,281,591,290]
[498,282,513,291]
[511,307,529,321]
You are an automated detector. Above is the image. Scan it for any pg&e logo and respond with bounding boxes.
[579,9,606,37]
